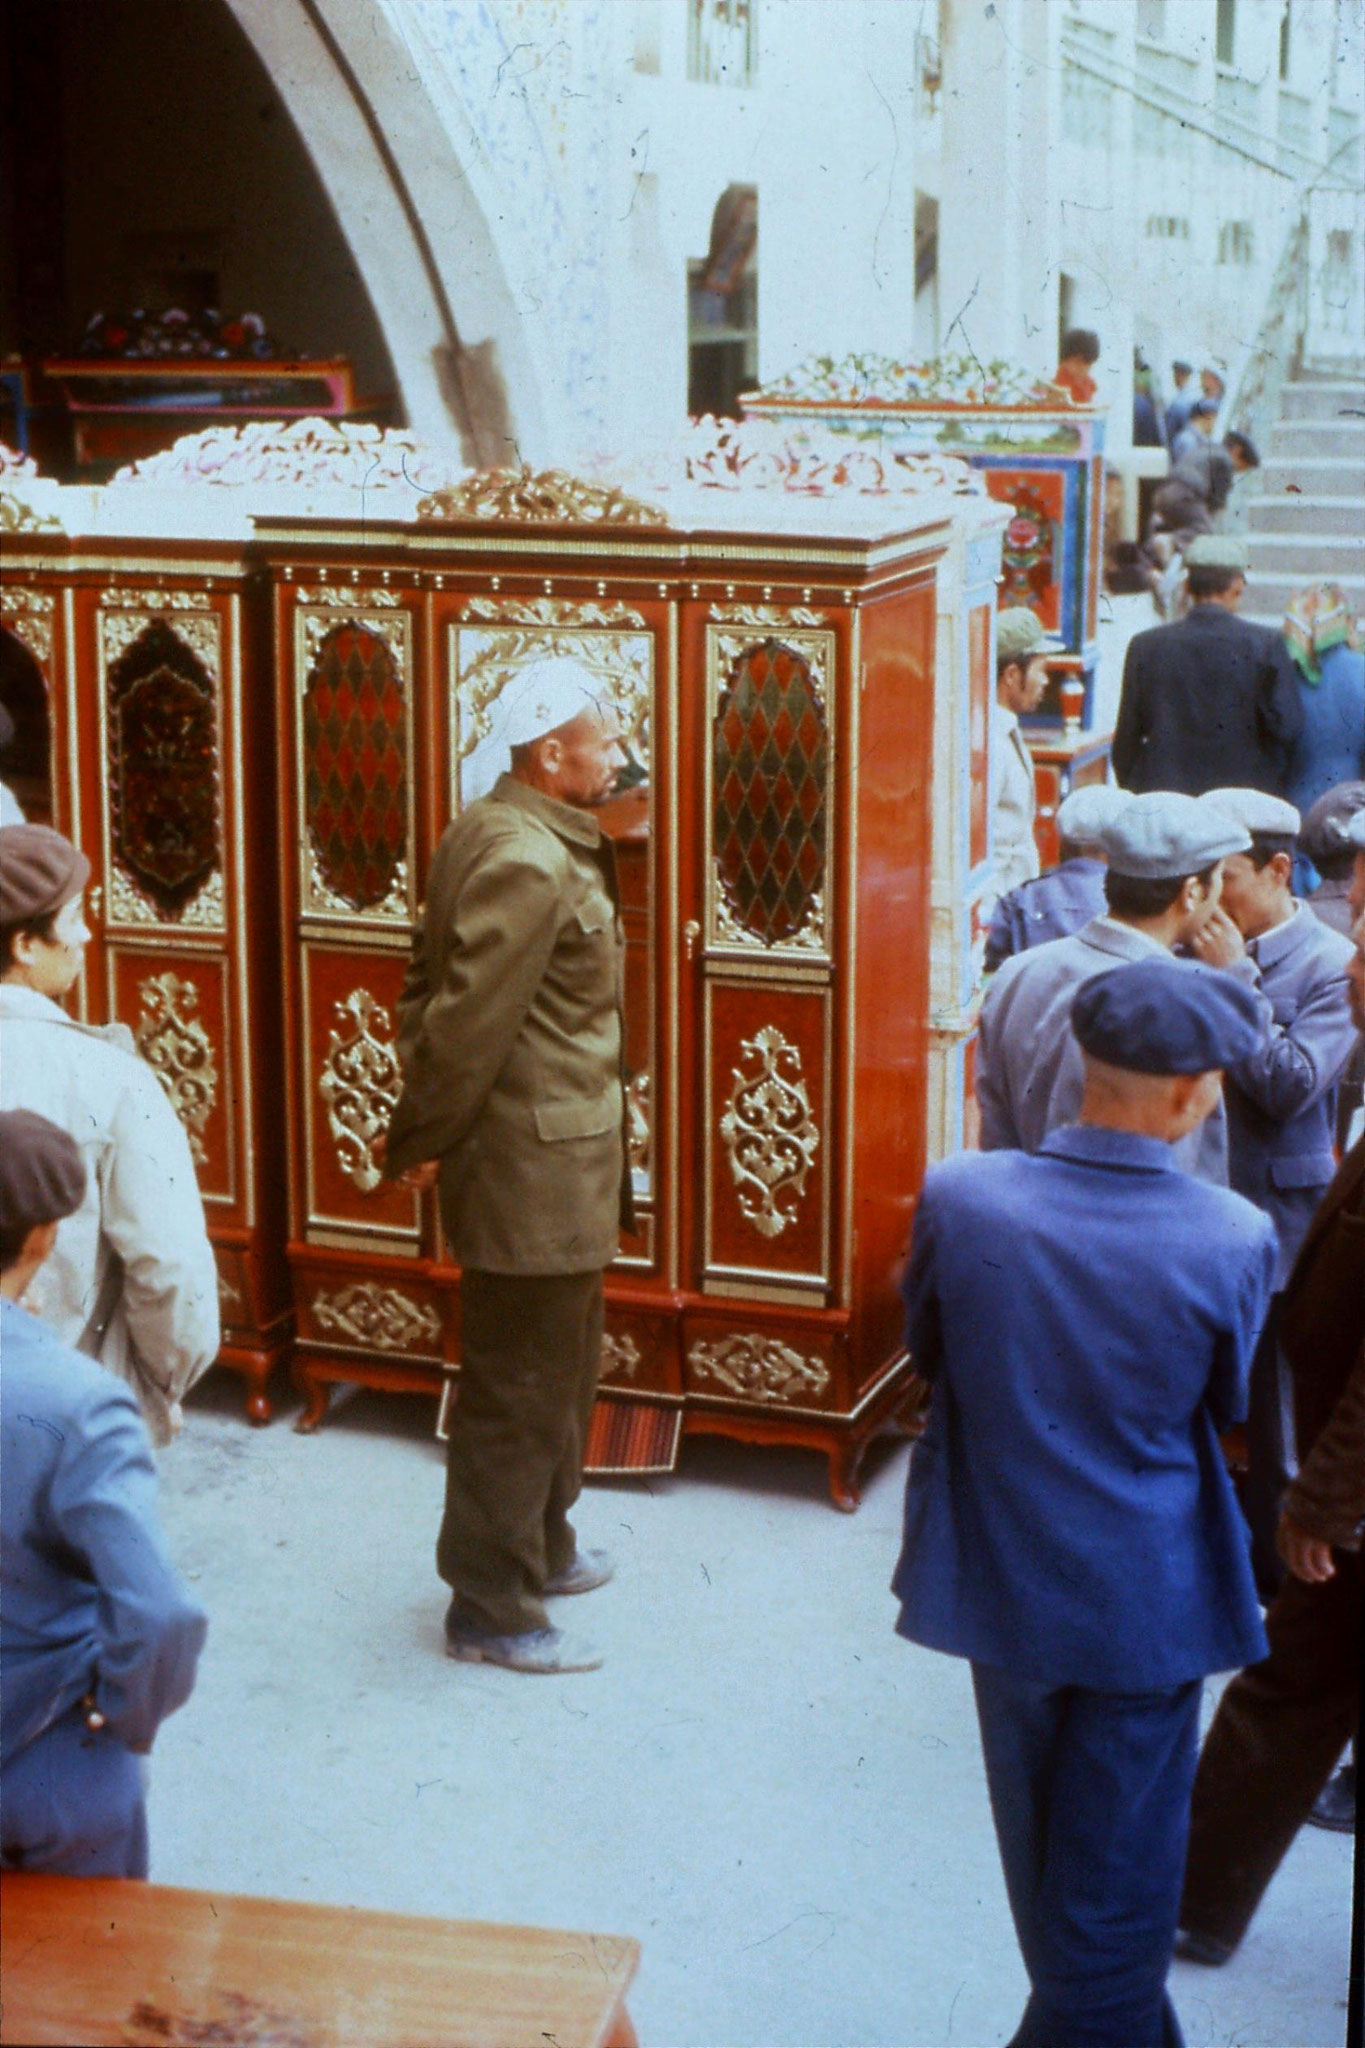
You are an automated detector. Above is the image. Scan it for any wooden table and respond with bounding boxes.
[0,1874,640,2048]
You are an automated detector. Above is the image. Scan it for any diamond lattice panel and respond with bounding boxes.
[302,624,407,912]
[713,639,828,946]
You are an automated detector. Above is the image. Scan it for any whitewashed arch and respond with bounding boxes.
[224,0,558,465]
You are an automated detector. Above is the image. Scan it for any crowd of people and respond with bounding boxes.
[1,559,1361,2043]
[974,551,1363,2041]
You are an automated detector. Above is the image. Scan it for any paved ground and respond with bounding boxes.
[150,1372,1354,2048]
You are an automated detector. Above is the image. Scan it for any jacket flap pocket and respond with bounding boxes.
[1268,1152,1336,1192]
[534,1092,617,1142]
[574,900,611,935]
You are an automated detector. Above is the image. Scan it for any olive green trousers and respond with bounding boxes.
[437,1268,604,1635]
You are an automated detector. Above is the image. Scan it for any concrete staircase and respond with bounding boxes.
[1243,375,1365,625]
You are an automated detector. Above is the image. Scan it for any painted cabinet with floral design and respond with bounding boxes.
[0,533,292,1419]
[261,480,1002,1508]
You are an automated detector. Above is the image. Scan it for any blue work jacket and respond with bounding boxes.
[1226,902,1358,1287]
[1,1301,206,1762]
[984,857,1109,972]
[892,1127,1275,1691]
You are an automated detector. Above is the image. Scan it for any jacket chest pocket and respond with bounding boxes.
[557,893,621,998]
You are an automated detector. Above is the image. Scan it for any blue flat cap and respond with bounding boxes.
[1100,790,1250,878]
[1071,958,1265,1075]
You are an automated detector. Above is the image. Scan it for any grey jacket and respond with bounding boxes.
[1224,902,1357,1287]
[976,915,1255,1185]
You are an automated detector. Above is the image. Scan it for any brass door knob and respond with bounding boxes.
[682,918,701,961]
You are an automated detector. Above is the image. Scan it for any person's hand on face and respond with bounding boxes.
[1187,905,1246,969]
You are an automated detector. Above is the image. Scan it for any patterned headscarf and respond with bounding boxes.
[1283,582,1362,684]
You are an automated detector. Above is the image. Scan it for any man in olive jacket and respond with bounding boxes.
[383,659,629,1674]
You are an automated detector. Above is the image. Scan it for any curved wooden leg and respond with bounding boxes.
[240,1354,274,1427]
[291,1359,331,1434]
[827,1436,864,1512]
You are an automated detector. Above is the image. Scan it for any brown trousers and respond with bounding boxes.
[1179,1547,1362,1950]
[436,1269,604,1636]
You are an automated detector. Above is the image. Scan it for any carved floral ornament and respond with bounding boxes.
[0,587,55,665]
[312,1282,441,1353]
[688,1333,830,1404]
[134,972,218,1165]
[599,1333,642,1382]
[418,468,668,527]
[462,595,648,631]
[719,1025,820,1240]
[317,989,403,1194]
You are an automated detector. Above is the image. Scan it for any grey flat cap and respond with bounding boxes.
[1204,787,1300,840]
[1183,534,1249,572]
[1100,791,1251,879]
[1056,784,1131,845]
[996,608,1048,664]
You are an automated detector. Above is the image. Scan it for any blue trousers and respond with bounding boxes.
[972,1662,1201,2048]
[1,1707,148,1878]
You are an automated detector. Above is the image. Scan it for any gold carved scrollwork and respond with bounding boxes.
[0,587,54,665]
[217,1268,245,1318]
[305,846,410,923]
[134,972,218,1164]
[101,606,219,673]
[720,1025,820,1239]
[294,585,400,608]
[299,607,406,676]
[418,469,667,527]
[714,887,826,955]
[688,1333,831,1404]
[108,862,225,931]
[101,590,214,610]
[600,1333,642,1382]
[318,990,403,1194]
[312,1282,441,1353]
[707,602,827,628]
[462,596,648,630]
[0,489,62,533]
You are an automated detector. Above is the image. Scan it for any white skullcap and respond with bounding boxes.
[1056,784,1131,845]
[1203,788,1301,840]
[497,657,601,749]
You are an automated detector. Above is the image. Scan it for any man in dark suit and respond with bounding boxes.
[1177,907,1365,1962]
[893,957,1275,2048]
[1113,536,1303,797]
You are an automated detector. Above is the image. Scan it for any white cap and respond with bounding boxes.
[497,657,601,749]
[1056,784,1131,845]
[1204,788,1301,840]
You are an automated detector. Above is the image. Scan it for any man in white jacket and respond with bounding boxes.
[0,826,218,1443]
